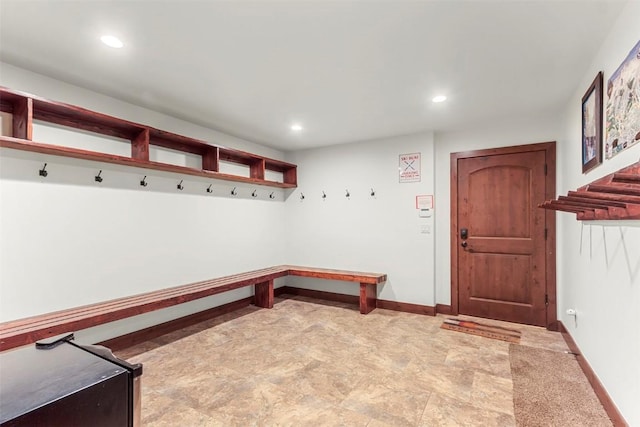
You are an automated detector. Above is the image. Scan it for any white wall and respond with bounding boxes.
[556,2,640,424]
[285,133,436,305]
[0,64,288,343]
[433,113,563,305]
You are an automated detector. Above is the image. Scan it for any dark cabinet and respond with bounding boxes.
[0,334,142,427]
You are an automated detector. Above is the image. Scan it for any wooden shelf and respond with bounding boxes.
[539,159,640,220]
[0,86,297,189]
[0,136,296,188]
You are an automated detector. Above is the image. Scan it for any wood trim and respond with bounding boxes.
[278,286,360,306]
[98,291,438,353]
[274,286,288,297]
[97,297,254,352]
[544,143,558,330]
[202,146,219,172]
[280,286,436,316]
[376,299,435,316]
[148,129,207,155]
[12,97,32,140]
[33,106,142,141]
[283,166,297,186]
[558,322,628,426]
[450,149,460,316]
[132,128,150,161]
[450,141,557,329]
[435,304,452,315]
[452,141,558,158]
[250,158,266,180]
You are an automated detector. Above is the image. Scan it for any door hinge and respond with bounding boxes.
[545,228,548,240]
[545,294,549,306]
[544,164,548,175]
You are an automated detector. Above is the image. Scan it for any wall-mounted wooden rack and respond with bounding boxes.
[539,159,640,220]
[0,86,297,189]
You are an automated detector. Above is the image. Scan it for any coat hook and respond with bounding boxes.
[322,191,327,200]
[140,176,148,187]
[300,192,305,201]
[95,170,103,183]
[251,189,258,198]
[177,180,184,191]
[206,184,213,194]
[370,188,376,197]
[345,189,350,198]
[39,163,48,177]
[269,192,275,199]
[231,187,237,196]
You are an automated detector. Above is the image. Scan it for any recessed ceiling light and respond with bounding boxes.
[432,95,447,103]
[100,35,124,48]
[290,124,303,132]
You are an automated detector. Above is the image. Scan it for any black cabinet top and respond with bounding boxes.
[0,341,126,423]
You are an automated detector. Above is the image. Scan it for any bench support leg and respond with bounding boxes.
[255,280,274,309]
[359,283,377,314]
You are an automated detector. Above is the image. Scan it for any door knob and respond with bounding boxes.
[460,228,468,239]
[461,241,468,248]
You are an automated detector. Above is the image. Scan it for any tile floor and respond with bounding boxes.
[116,296,576,426]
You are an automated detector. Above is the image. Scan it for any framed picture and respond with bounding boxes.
[605,40,640,159]
[582,71,603,173]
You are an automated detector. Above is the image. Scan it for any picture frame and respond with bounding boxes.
[582,71,603,174]
[605,40,640,159]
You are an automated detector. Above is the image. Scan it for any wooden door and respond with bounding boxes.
[451,143,556,327]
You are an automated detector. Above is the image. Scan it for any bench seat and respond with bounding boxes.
[0,265,386,351]
[285,265,386,315]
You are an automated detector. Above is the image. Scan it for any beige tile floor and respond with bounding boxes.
[116,296,574,426]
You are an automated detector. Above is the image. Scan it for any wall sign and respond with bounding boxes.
[416,195,434,210]
[399,153,421,183]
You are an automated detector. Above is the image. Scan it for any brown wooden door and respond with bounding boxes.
[454,147,552,326]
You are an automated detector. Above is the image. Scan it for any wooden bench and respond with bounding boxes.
[0,265,386,351]
[284,265,386,315]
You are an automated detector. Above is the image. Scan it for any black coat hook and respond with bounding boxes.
[177,180,184,191]
[251,189,257,198]
[39,163,48,177]
[322,191,327,200]
[345,189,350,198]
[231,187,237,196]
[269,192,275,199]
[300,193,305,200]
[206,184,213,194]
[370,188,376,197]
[140,176,148,187]
[95,170,103,183]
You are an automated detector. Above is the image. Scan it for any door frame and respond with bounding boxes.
[450,141,557,330]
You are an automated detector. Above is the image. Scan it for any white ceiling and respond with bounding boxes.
[0,1,627,151]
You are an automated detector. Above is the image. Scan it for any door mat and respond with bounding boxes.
[510,344,612,426]
[440,318,521,343]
